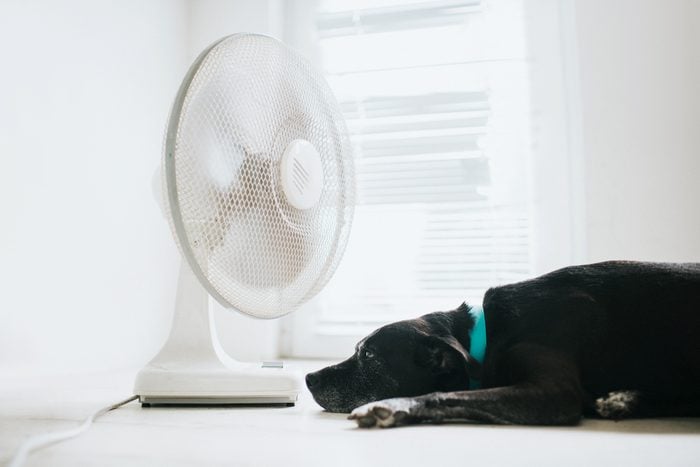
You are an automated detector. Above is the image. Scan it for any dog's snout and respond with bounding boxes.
[305,372,320,390]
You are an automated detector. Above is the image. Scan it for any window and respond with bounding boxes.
[282,0,580,358]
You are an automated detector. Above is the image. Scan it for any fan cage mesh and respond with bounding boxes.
[163,34,355,319]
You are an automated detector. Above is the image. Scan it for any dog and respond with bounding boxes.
[305,261,700,428]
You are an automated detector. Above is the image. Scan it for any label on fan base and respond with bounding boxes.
[262,361,284,368]
[280,139,324,210]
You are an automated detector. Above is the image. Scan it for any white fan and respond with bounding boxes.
[133,34,354,405]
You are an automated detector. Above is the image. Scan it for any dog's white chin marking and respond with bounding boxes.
[350,398,419,428]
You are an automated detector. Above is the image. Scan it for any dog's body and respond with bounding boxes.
[306,261,700,427]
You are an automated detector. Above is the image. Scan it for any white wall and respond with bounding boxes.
[0,0,188,374]
[0,0,297,376]
[0,0,289,375]
[575,0,700,262]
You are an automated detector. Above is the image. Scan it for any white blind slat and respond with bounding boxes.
[317,0,482,38]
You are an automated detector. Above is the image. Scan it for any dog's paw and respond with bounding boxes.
[595,390,641,420]
[348,398,419,428]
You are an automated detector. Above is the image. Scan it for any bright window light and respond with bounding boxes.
[290,0,534,339]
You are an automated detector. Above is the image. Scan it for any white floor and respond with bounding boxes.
[1,361,699,467]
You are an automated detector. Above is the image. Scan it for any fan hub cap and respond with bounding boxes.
[280,139,324,210]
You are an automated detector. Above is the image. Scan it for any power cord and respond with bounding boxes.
[8,395,138,467]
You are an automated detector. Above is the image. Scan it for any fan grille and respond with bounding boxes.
[164,34,354,319]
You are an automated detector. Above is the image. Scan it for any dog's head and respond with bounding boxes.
[305,305,482,413]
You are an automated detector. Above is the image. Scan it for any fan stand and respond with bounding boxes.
[133,261,301,406]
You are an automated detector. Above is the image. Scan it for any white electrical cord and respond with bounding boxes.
[8,395,138,467]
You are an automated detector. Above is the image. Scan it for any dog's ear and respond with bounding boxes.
[415,335,482,380]
[415,336,466,372]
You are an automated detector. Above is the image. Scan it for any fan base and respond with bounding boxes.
[140,398,295,406]
[135,364,301,406]
[134,261,301,407]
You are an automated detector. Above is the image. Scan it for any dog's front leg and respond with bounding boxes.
[350,382,582,428]
[350,344,583,428]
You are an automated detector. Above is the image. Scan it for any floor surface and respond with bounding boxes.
[1,361,699,467]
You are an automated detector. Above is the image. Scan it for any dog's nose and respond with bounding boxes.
[305,372,320,389]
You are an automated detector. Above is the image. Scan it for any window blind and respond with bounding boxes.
[316,0,481,37]
[300,0,533,338]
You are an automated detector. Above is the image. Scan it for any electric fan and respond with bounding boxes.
[133,34,354,405]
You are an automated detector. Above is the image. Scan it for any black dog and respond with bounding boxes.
[305,261,700,428]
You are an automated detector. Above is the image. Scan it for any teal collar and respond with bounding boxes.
[467,305,487,389]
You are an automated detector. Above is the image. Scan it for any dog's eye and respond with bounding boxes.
[361,349,375,359]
